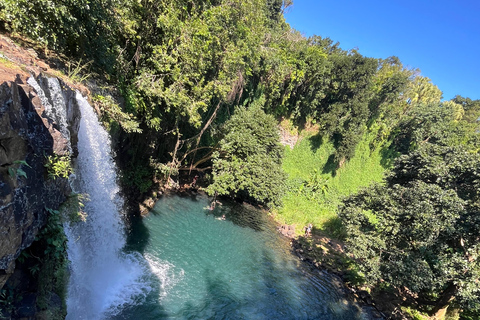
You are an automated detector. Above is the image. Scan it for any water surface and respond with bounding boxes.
[117,194,367,320]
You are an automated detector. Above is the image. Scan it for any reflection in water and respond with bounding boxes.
[113,194,368,320]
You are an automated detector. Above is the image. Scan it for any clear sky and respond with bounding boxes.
[284,0,480,101]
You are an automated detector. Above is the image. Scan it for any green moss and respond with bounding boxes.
[401,306,430,320]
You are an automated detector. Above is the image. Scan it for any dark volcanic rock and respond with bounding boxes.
[0,78,75,288]
[14,293,37,318]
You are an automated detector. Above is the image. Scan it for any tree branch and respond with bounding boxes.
[188,100,222,173]
[178,166,212,172]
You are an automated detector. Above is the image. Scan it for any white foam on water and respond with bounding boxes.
[144,253,183,301]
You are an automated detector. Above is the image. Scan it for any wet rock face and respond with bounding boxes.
[0,77,77,288]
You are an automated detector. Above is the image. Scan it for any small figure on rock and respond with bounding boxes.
[304,223,313,237]
[191,175,199,188]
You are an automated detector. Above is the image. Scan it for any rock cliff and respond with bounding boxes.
[0,74,79,289]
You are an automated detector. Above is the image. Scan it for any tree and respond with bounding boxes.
[339,144,480,318]
[451,95,480,124]
[318,51,378,164]
[368,57,414,123]
[406,75,443,105]
[113,0,278,192]
[391,98,480,154]
[0,0,122,71]
[207,98,286,206]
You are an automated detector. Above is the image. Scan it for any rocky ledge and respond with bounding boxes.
[0,36,84,300]
[0,74,80,289]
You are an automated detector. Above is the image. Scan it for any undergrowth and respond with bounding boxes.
[35,207,68,317]
[275,125,393,238]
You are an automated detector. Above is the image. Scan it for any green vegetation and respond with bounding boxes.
[0,286,17,315]
[34,208,68,318]
[2,0,480,317]
[36,209,68,319]
[0,0,442,202]
[7,160,31,180]
[277,128,390,237]
[66,59,92,84]
[7,208,69,319]
[207,99,286,206]
[44,154,72,179]
[93,94,141,134]
[60,193,88,223]
[339,102,480,318]
[402,307,430,320]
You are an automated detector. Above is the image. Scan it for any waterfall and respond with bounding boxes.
[27,74,163,319]
[64,92,150,319]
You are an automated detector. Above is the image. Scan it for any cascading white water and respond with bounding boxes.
[27,76,72,154]
[28,74,167,319]
[64,92,151,319]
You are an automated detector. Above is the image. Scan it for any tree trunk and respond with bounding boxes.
[429,283,457,320]
[167,125,181,186]
[188,101,222,174]
[431,305,448,320]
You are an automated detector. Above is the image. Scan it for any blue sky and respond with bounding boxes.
[284,0,480,100]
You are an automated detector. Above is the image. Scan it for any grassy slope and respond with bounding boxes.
[275,128,389,237]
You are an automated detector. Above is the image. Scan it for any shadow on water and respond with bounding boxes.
[176,247,363,320]
[254,249,307,319]
[205,198,266,232]
[110,289,169,320]
[180,268,239,320]
[175,190,203,202]
[177,259,300,319]
[148,191,204,218]
[115,194,368,320]
[124,214,150,254]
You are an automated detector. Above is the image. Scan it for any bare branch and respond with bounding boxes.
[178,166,212,172]
[180,146,217,163]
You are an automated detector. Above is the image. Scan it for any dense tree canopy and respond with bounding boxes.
[207,99,286,206]
[1,0,457,197]
[339,144,480,315]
